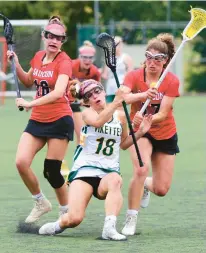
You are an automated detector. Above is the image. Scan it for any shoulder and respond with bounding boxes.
[82,107,97,119]
[72,59,80,68]
[90,64,101,79]
[32,50,45,60]
[116,110,127,125]
[166,71,180,85]
[57,52,72,63]
[124,68,143,82]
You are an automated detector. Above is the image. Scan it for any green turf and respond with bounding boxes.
[0,96,205,253]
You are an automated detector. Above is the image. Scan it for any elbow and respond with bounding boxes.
[120,143,128,150]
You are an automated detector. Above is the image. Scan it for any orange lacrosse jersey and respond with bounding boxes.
[30,50,72,122]
[124,68,180,140]
[72,59,101,81]
[67,58,101,102]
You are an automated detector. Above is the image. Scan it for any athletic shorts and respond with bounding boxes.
[72,177,102,199]
[70,101,81,113]
[24,115,74,141]
[143,132,180,155]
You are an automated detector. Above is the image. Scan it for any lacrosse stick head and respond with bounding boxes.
[0,13,13,45]
[183,7,206,40]
[96,32,116,72]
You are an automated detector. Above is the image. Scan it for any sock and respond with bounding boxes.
[59,205,69,213]
[105,215,117,222]
[54,221,65,233]
[32,191,45,200]
[127,209,138,216]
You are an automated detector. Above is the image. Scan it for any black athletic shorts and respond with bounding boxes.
[143,132,180,155]
[70,101,81,113]
[24,115,74,141]
[72,177,102,198]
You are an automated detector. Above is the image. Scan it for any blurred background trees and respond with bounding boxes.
[0,1,205,92]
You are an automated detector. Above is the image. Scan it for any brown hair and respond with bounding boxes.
[146,33,175,67]
[48,15,66,31]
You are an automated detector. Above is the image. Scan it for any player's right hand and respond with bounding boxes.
[114,85,130,105]
[6,50,19,64]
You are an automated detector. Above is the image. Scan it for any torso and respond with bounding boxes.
[69,111,122,181]
[30,50,73,122]
[124,68,180,140]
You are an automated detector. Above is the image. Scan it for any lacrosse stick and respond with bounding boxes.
[140,7,206,114]
[0,13,24,111]
[96,33,143,167]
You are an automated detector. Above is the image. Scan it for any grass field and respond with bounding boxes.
[0,96,205,253]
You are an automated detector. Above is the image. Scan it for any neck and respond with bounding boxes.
[44,51,60,64]
[92,104,106,114]
[145,69,162,84]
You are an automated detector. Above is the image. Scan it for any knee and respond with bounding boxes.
[108,175,122,190]
[43,159,65,189]
[153,185,170,197]
[133,164,149,178]
[15,157,30,174]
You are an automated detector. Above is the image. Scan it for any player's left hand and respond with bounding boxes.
[139,114,152,135]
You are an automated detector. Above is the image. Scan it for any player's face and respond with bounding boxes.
[79,54,95,70]
[43,28,65,52]
[145,48,168,74]
[83,84,105,108]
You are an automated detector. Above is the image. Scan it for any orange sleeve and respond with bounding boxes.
[58,60,72,78]
[165,76,180,97]
[95,69,101,81]
[123,71,135,91]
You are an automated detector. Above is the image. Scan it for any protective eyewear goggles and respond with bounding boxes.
[83,86,103,102]
[145,51,167,62]
[80,55,95,61]
[43,30,67,43]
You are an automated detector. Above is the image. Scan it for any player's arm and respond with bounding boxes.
[29,74,69,107]
[7,50,33,87]
[16,66,33,88]
[152,96,175,124]
[120,112,152,150]
[82,100,121,128]
[124,87,158,104]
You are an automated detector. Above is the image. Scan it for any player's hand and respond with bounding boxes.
[6,50,19,65]
[15,98,31,110]
[142,88,158,100]
[132,111,143,128]
[114,85,130,106]
[138,114,152,135]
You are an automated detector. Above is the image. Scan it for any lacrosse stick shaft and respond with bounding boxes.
[8,44,24,111]
[113,71,144,167]
[140,40,187,115]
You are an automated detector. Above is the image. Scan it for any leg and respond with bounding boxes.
[97,173,126,241]
[16,132,52,223]
[98,173,123,216]
[146,152,175,196]
[122,138,152,236]
[16,132,46,194]
[46,138,69,206]
[39,179,93,235]
[73,112,84,144]
[128,138,153,210]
